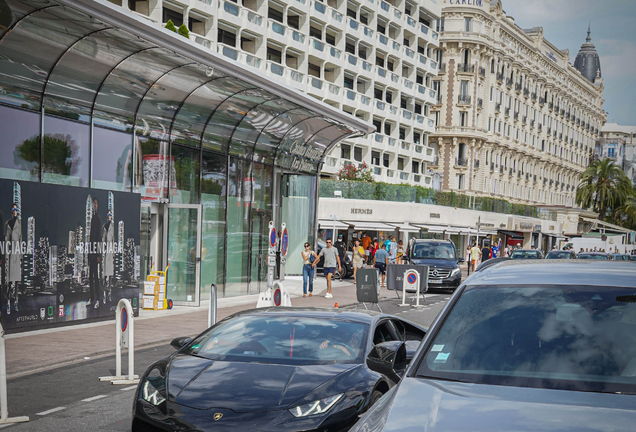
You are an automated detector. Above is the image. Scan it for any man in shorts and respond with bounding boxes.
[314,239,341,299]
[470,243,479,272]
[373,243,390,287]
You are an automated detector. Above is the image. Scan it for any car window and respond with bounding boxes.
[392,319,426,341]
[184,315,368,365]
[416,285,636,394]
[374,321,397,344]
[412,243,455,259]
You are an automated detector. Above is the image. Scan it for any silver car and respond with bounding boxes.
[350,260,636,432]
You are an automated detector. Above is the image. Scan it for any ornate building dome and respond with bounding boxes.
[574,25,602,83]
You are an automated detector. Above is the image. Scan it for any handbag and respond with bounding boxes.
[309,253,315,263]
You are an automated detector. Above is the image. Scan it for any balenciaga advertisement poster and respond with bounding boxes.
[0,179,140,332]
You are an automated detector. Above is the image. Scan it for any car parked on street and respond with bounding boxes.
[404,239,463,291]
[545,249,577,259]
[510,249,544,259]
[133,308,427,432]
[349,261,636,432]
[578,252,611,260]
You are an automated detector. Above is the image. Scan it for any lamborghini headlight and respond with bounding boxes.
[141,369,166,406]
[289,394,344,418]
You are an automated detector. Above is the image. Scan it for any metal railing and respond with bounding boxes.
[458,94,471,104]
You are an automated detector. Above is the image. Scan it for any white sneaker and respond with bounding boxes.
[326,293,333,299]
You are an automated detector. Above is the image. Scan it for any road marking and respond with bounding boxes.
[120,385,138,392]
[82,395,108,402]
[37,406,66,416]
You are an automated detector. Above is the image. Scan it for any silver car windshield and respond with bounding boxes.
[416,285,636,394]
[184,315,368,365]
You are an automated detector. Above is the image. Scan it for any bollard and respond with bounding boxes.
[208,284,217,328]
[99,299,139,385]
[0,324,29,425]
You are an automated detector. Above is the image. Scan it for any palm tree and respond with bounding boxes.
[576,159,632,221]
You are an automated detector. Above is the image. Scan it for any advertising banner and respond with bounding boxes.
[0,179,140,332]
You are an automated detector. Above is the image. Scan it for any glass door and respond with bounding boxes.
[166,204,201,306]
[250,209,272,294]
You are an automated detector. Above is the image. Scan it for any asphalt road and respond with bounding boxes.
[2,293,452,431]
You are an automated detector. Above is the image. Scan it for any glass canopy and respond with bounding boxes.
[0,0,372,175]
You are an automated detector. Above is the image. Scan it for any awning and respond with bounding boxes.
[581,217,632,234]
[318,219,350,230]
[0,0,373,176]
[386,223,421,232]
[414,224,446,233]
[498,230,524,239]
[343,221,397,232]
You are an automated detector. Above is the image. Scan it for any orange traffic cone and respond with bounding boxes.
[334,302,338,308]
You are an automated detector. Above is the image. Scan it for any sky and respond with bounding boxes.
[500,0,636,126]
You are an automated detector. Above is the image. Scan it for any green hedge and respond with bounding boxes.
[319,179,538,218]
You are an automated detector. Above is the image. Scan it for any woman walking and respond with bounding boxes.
[301,242,318,297]
[352,239,365,282]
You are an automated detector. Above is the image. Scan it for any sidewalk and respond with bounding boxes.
[5,275,398,378]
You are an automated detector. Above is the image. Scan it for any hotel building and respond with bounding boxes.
[430,0,606,207]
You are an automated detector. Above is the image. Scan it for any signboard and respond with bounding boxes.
[355,268,379,304]
[121,306,129,348]
[281,228,288,256]
[386,264,429,293]
[269,227,277,248]
[0,179,140,332]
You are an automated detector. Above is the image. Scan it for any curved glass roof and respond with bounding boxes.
[0,0,373,174]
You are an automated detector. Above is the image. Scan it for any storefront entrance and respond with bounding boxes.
[166,204,202,306]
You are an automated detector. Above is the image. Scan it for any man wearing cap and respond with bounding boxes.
[5,203,21,313]
[102,209,115,304]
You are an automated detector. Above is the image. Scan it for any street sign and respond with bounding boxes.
[269,227,277,248]
[281,228,289,256]
[121,307,129,348]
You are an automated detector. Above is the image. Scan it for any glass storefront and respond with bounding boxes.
[0,0,371,306]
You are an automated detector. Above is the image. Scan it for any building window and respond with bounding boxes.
[354,146,363,162]
[373,118,382,132]
[456,174,465,190]
[218,28,237,46]
[372,151,380,165]
[383,153,390,168]
[460,112,467,127]
[384,123,391,135]
[412,161,419,173]
[398,157,404,171]
[464,17,472,32]
[460,80,469,96]
[488,117,492,132]
[414,132,421,144]
[344,76,354,90]
[399,127,406,140]
[341,144,351,159]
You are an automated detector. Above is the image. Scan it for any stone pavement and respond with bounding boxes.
[5,275,401,378]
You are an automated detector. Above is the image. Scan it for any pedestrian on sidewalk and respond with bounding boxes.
[374,243,389,287]
[388,236,398,264]
[314,238,341,299]
[397,240,404,264]
[470,243,478,272]
[301,242,318,297]
[352,239,365,282]
[465,245,471,263]
[334,234,346,270]
[361,232,372,263]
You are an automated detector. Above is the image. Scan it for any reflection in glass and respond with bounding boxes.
[250,164,273,293]
[281,175,316,274]
[226,157,250,296]
[42,115,89,187]
[167,207,199,303]
[0,105,40,181]
[134,136,170,202]
[201,152,227,299]
[92,127,133,191]
[171,144,200,204]
[0,6,107,110]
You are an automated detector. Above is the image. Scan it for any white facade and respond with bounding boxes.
[430,0,606,208]
[596,123,636,183]
[109,0,442,186]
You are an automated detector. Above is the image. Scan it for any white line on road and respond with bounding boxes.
[82,395,108,402]
[120,385,138,391]
[37,406,66,416]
